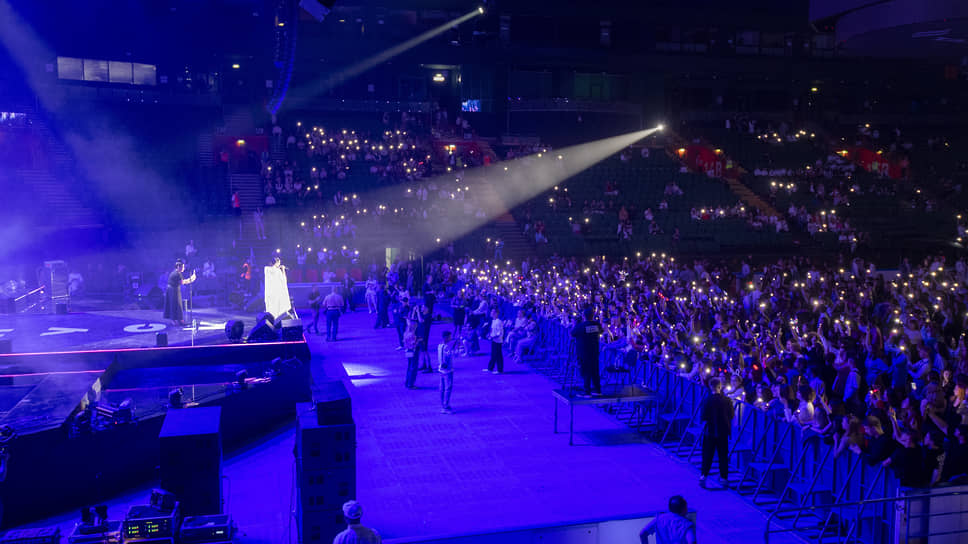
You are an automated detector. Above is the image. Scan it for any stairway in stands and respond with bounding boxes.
[17,169,101,229]
[198,133,215,167]
[469,167,531,261]
[723,176,782,217]
[492,216,531,261]
[666,130,781,218]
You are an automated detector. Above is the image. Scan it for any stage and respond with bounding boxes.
[0,302,311,528]
[0,305,261,354]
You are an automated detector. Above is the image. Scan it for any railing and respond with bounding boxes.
[764,489,968,544]
[493,311,968,544]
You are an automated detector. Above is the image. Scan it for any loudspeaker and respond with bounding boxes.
[256,312,275,326]
[156,332,168,347]
[279,319,304,341]
[55,303,68,314]
[246,321,279,343]
[224,320,244,342]
[159,407,222,516]
[295,402,355,544]
[311,381,352,426]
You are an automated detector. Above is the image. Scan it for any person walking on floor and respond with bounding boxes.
[392,295,409,350]
[365,278,378,314]
[699,377,735,489]
[437,330,457,413]
[323,287,344,342]
[639,495,696,544]
[374,284,391,329]
[414,303,433,372]
[333,500,381,544]
[403,324,419,389]
[571,307,603,397]
[484,308,504,374]
[307,285,322,335]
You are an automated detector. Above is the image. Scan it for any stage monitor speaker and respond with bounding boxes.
[55,303,68,314]
[224,320,245,342]
[299,0,335,22]
[156,332,168,347]
[256,312,275,326]
[311,381,352,426]
[0,339,10,354]
[159,407,222,516]
[279,319,304,341]
[295,401,355,544]
[247,321,279,343]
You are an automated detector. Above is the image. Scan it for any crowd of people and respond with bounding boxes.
[405,251,968,489]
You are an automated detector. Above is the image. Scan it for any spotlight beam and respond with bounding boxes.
[286,8,482,109]
[347,127,660,258]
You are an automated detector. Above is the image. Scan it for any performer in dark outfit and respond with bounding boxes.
[163,259,196,326]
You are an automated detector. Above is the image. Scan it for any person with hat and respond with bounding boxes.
[163,259,195,326]
[639,495,696,544]
[333,500,381,544]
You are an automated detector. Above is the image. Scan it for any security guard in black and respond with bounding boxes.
[571,307,603,396]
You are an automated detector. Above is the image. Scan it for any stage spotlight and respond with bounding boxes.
[168,388,183,409]
[657,124,665,131]
[478,6,484,13]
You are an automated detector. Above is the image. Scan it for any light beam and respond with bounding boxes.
[286,8,483,109]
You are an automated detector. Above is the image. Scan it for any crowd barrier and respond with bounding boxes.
[515,313,968,544]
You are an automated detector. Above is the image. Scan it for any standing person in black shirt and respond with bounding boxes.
[883,425,928,488]
[374,284,391,329]
[700,377,735,489]
[307,286,322,335]
[571,307,602,398]
[163,259,196,326]
[392,295,408,349]
[342,274,355,313]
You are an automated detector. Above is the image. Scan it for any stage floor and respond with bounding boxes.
[18,310,805,543]
[0,305,255,353]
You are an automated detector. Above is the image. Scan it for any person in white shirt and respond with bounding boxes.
[484,308,504,374]
[332,501,381,544]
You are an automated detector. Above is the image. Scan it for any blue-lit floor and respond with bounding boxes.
[21,310,805,543]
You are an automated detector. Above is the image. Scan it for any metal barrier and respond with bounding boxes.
[523,315,968,544]
[764,489,968,544]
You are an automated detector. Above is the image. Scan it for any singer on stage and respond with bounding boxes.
[264,257,295,320]
[163,258,196,326]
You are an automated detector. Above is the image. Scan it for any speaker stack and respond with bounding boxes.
[159,407,223,516]
[296,381,356,544]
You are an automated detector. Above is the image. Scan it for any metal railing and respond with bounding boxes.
[764,489,968,544]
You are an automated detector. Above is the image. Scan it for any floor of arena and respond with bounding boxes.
[17,309,805,543]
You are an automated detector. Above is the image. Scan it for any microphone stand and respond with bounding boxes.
[188,270,197,346]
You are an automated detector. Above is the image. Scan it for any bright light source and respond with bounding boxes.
[657,124,664,131]
[232,63,240,69]
[432,73,446,83]
[236,139,245,146]
[478,6,484,13]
